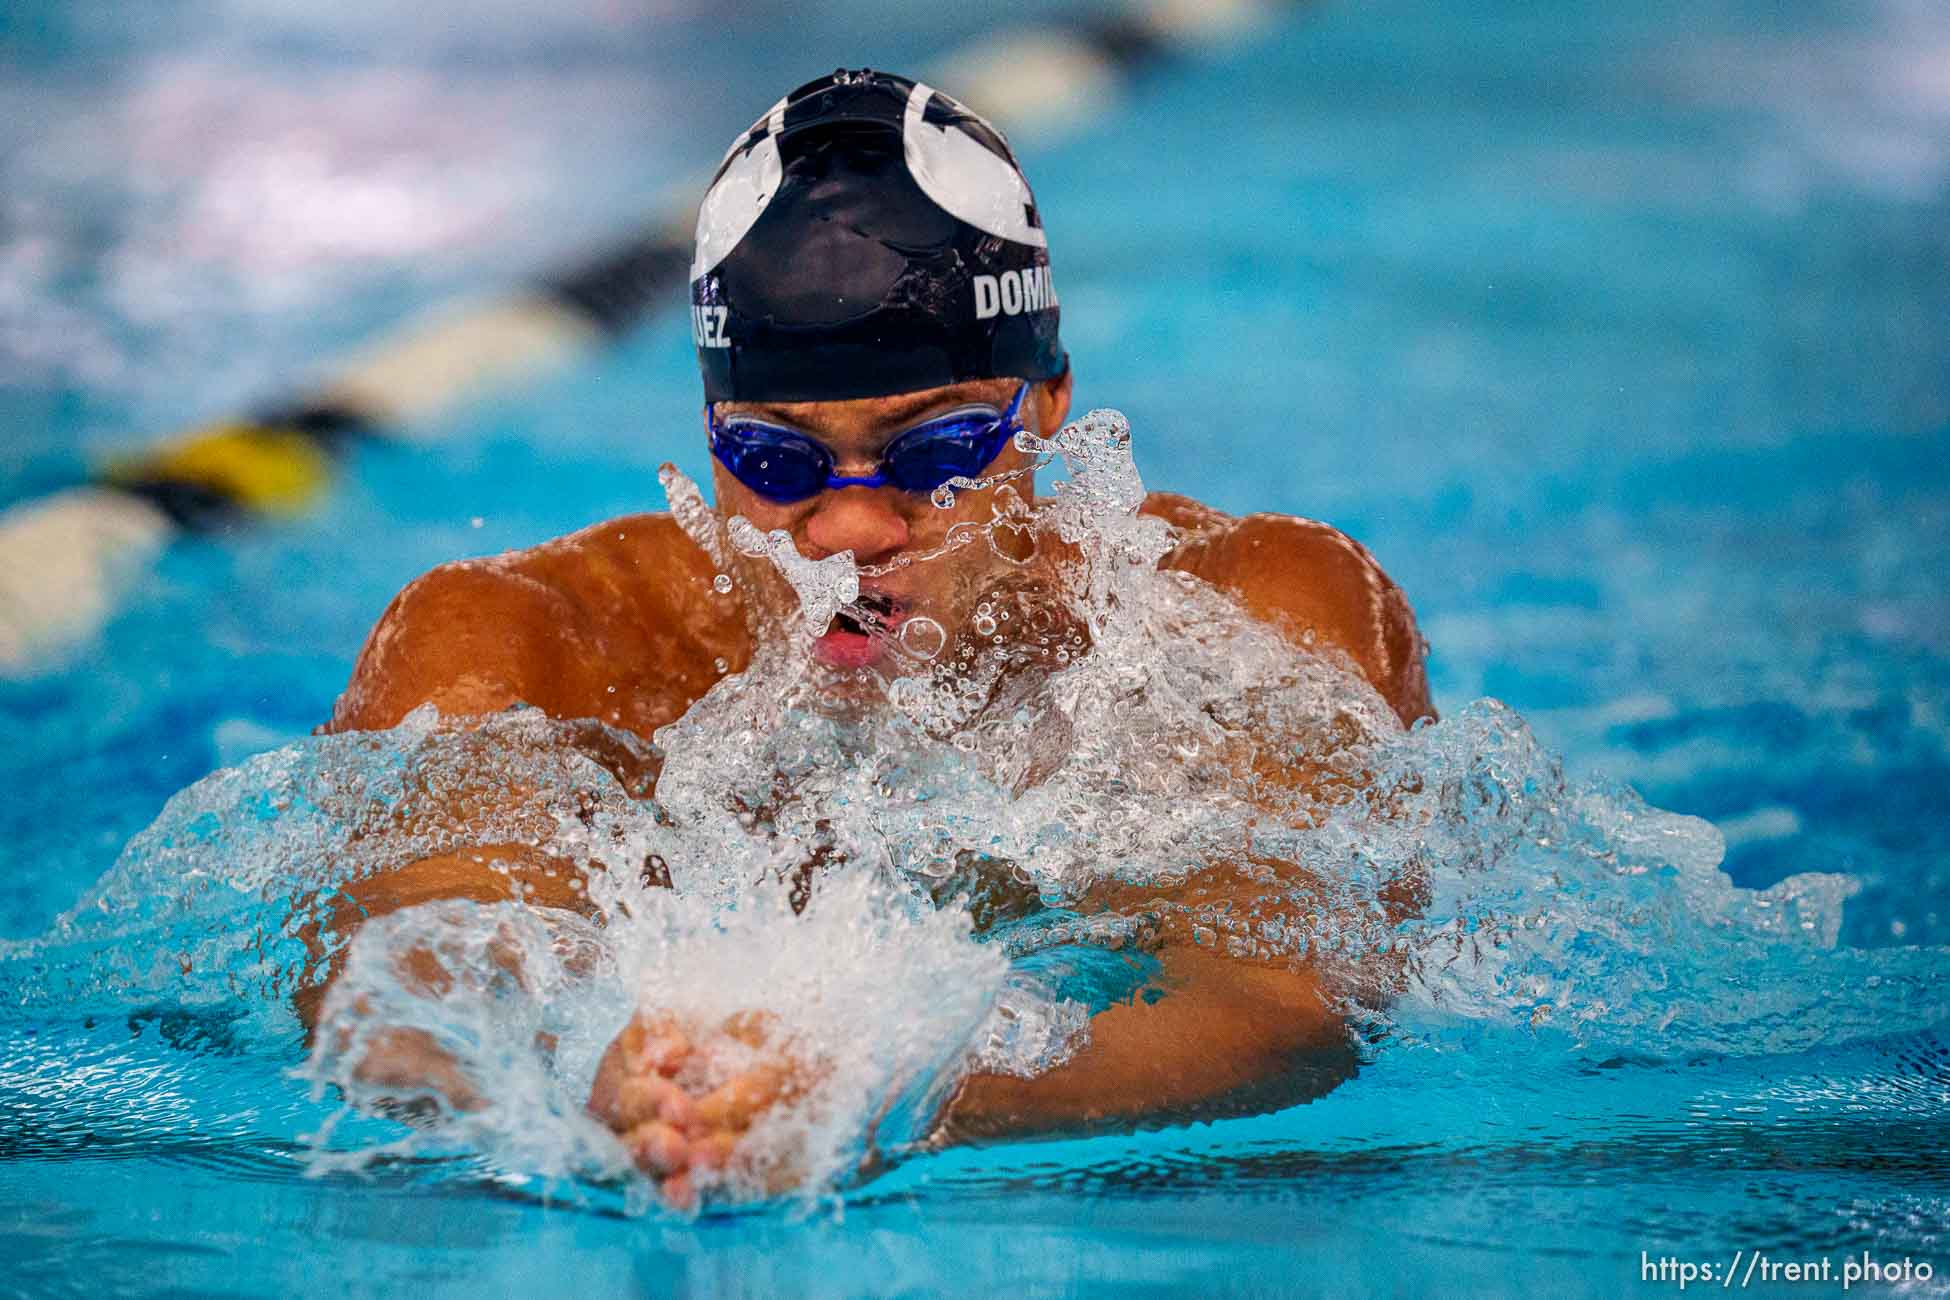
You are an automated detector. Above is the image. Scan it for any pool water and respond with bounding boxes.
[3,0,1948,1294]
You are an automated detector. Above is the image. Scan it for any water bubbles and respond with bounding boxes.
[930,485,956,509]
[897,616,947,661]
[885,675,927,715]
[725,515,857,636]
[14,401,1944,1219]
[713,574,733,594]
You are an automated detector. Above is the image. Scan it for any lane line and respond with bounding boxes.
[0,0,1298,674]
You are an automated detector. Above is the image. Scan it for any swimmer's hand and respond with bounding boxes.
[586,1008,828,1210]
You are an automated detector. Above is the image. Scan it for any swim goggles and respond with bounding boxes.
[707,383,1027,504]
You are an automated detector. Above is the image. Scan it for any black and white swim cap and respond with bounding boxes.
[690,69,1066,403]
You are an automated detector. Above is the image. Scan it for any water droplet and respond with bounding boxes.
[930,485,956,509]
[897,616,947,661]
[658,462,730,568]
[714,657,730,674]
[973,613,997,636]
[713,573,734,594]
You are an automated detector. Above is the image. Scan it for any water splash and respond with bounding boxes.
[724,515,858,637]
[3,407,1945,1215]
[658,461,729,571]
[302,872,1012,1203]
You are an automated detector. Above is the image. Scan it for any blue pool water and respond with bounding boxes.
[3,0,1948,1294]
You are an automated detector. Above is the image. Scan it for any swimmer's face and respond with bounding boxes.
[710,371,1073,668]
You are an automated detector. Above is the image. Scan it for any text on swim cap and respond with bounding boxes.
[973,267,1058,321]
[692,305,731,349]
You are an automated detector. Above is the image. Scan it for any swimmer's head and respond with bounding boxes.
[689,68,1066,403]
[692,71,1075,669]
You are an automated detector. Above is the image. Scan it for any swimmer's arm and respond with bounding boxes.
[292,844,593,1030]
[930,946,1354,1144]
[326,558,570,734]
[298,551,637,1029]
[302,531,712,1095]
[1149,499,1434,727]
[922,509,1422,1142]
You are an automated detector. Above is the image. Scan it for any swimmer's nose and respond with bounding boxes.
[803,487,910,566]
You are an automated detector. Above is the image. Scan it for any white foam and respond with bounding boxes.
[13,405,1944,1215]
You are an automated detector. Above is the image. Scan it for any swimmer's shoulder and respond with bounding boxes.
[1142,492,1434,727]
[326,512,745,736]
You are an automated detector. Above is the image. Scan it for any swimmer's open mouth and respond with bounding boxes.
[834,591,899,638]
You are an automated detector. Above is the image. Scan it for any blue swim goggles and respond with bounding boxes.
[707,383,1028,504]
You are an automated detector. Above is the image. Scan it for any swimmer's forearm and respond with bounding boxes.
[932,948,1353,1144]
[300,849,594,1113]
[295,844,590,1030]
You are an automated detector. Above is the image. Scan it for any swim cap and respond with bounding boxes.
[690,69,1066,403]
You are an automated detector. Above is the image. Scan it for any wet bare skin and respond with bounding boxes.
[318,373,1434,1199]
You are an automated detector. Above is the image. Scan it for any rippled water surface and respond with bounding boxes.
[3,0,1948,1294]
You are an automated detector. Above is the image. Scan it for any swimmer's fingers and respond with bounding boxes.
[686,1130,739,1171]
[680,1115,801,1200]
[613,1073,696,1132]
[693,1059,814,1133]
[587,1038,696,1132]
[718,1008,780,1048]
[621,1124,702,1213]
[623,1119,690,1176]
[617,1009,694,1075]
[659,1171,697,1212]
[635,1023,695,1076]
[601,1008,694,1074]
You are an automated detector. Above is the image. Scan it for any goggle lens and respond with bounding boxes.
[714,426,833,502]
[709,384,1025,504]
[883,412,1013,492]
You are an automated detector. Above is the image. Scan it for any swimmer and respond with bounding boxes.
[313,70,1433,1205]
